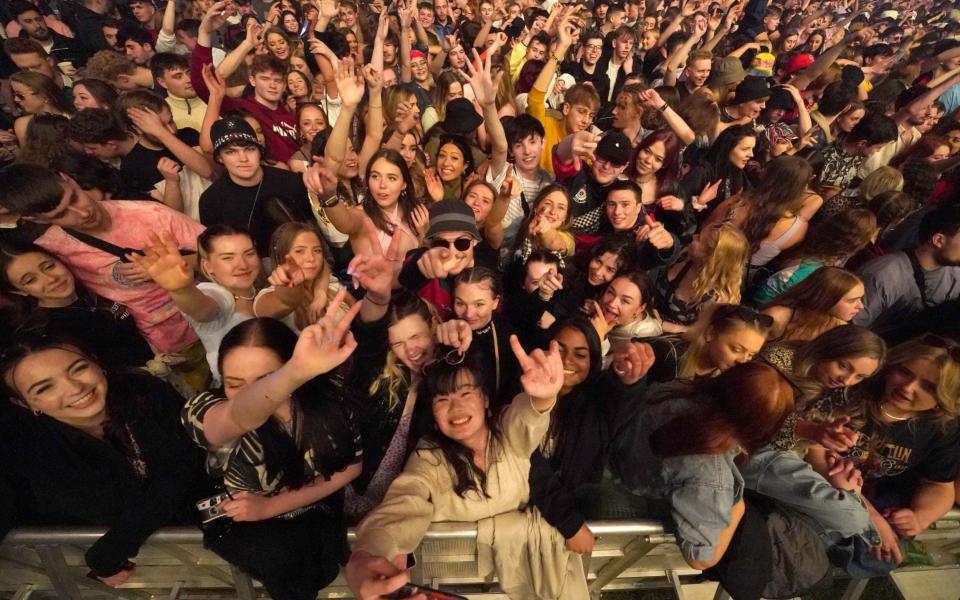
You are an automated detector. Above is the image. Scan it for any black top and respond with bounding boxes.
[0,373,211,577]
[470,315,522,412]
[199,166,313,255]
[645,334,692,384]
[119,129,200,199]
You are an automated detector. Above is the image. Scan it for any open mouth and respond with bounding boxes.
[449,415,471,427]
[67,390,96,410]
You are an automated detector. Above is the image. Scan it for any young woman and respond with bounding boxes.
[609,361,796,570]
[426,133,478,202]
[625,129,682,207]
[651,222,749,332]
[129,226,260,382]
[10,71,73,145]
[761,267,865,342]
[462,179,507,267]
[0,334,208,588]
[422,71,464,133]
[436,266,522,410]
[255,222,344,332]
[15,113,70,167]
[288,103,328,172]
[183,305,363,600]
[704,155,821,268]
[751,208,877,305]
[509,184,576,266]
[556,234,633,323]
[585,271,662,350]
[265,28,294,62]
[345,336,590,600]
[286,69,313,107]
[678,124,757,221]
[645,303,773,384]
[72,78,119,111]
[806,336,960,569]
[832,100,866,141]
[529,318,653,555]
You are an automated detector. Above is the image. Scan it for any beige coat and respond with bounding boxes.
[354,395,588,599]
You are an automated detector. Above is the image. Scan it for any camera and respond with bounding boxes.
[196,492,232,524]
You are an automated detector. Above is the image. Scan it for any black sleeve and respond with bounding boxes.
[676,164,711,203]
[198,186,219,226]
[398,248,430,293]
[345,314,391,419]
[85,378,207,577]
[528,450,585,540]
[917,424,960,483]
[632,232,680,270]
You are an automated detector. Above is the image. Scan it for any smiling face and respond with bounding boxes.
[463,183,495,224]
[388,313,435,373]
[411,56,429,82]
[287,71,308,98]
[511,134,544,172]
[265,32,290,59]
[437,143,467,183]
[221,346,284,399]
[201,234,259,291]
[534,190,569,229]
[634,140,666,178]
[555,326,591,394]
[829,282,866,322]
[298,105,326,143]
[453,280,499,330]
[446,81,464,102]
[814,355,880,389]
[728,136,756,169]
[640,30,658,50]
[601,277,645,325]
[882,357,941,416]
[285,230,326,281]
[282,13,299,33]
[703,323,766,372]
[588,251,619,286]
[4,251,77,307]
[686,58,712,88]
[251,69,286,105]
[605,189,641,231]
[8,347,108,431]
[583,37,603,66]
[522,260,556,293]
[432,370,488,445]
[367,156,407,210]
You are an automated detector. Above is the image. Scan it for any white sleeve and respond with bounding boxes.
[195,283,235,329]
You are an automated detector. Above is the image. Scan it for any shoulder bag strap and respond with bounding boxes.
[906,250,930,307]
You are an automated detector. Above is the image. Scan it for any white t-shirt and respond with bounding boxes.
[485,161,554,248]
[186,283,253,383]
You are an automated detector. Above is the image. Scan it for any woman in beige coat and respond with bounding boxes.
[345,335,590,600]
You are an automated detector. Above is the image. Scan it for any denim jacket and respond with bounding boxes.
[610,392,744,563]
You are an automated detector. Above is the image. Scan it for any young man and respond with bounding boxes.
[151,52,207,131]
[554,130,632,232]
[805,80,858,151]
[673,48,712,97]
[506,8,548,79]
[853,204,960,337]
[485,115,554,245]
[3,38,74,90]
[808,112,898,200]
[527,17,601,174]
[8,0,81,68]
[129,0,159,38]
[597,25,642,102]
[595,180,678,268]
[191,5,299,162]
[72,0,115,62]
[0,163,210,390]
[433,0,454,41]
[561,30,610,104]
[119,25,157,66]
[199,117,312,254]
[82,49,156,91]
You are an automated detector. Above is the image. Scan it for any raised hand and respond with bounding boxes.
[583,299,611,340]
[638,88,665,109]
[498,173,520,200]
[303,161,340,198]
[424,168,444,202]
[571,130,601,161]
[268,255,307,289]
[201,0,233,33]
[696,179,722,206]
[657,195,684,211]
[394,100,421,134]
[318,0,338,20]
[126,107,168,138]
[336,58,366,108]
[412,203,430,239]
[157,157,182,182]
[610,342,656,385]
[362,64,383,92]
[201,63,226,99]
[537,268,563,301]
[436,319,473,353]
[128,232,194,292]
[464,49,503,107]
[347,217,403,301]
[510,336,564,405]
[287,288,362,379]
[245,19,265,48]
[635,214,674,250]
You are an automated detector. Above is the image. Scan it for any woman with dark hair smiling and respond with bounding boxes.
[677,124,757,221]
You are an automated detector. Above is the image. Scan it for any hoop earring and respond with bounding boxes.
[32,408,42,416]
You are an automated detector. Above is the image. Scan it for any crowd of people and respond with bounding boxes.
[0,0,959,598]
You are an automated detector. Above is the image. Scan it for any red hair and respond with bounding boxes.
[625,129,681,197]
[650,362,794,457]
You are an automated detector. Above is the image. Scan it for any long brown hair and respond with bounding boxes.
[739,156,812,251]
[764,266,862,341]
[650,361,795,457]
[778,208,877,265]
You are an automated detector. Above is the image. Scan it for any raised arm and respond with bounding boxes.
[399,0,414,83]
[128,233,220,323]
[349,219,404,323]
[217,20,263,80]
[663,20,708,87]
[324,59,366,174]
[509,335,564,414]
[638,88,695,145]
[199,293,362,448]
[466,47,507,176]
[198,64,225,156]
[530,16,574,114]
[308,38,340,99]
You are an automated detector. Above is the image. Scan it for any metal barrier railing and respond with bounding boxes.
[3,510,958,600]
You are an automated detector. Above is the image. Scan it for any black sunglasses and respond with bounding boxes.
[716,304,775,329]
[429,237,473,252]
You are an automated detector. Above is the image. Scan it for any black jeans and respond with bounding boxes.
[203,508,345,600]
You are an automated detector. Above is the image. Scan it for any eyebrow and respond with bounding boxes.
[26,358,85,395]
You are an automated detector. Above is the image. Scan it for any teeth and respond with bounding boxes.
[451,416,470,425]
[563,369,576,375]
[68,391,95,408]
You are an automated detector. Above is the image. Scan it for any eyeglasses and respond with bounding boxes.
[429,237,473,252]
[920,334,960,362]
[715,304,775,329]
[584,44,603,51]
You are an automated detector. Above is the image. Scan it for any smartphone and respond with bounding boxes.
[299,18,312,37]
[384,585,468,600]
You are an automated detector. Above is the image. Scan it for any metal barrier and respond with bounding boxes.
[2,510,958,599]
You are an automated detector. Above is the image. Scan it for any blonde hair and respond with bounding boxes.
[690,223,749,305]
[858,166,903,201]
[878,338,960,421]
[369,294,437,410]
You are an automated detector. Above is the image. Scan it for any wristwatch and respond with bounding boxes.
[321,193,342,208]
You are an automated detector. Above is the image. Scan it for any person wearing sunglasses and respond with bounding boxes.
[346,336,592,600]
[799,335,960,573]
[398,199,481,320]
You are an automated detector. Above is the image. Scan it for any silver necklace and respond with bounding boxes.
[880,402,910,422]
